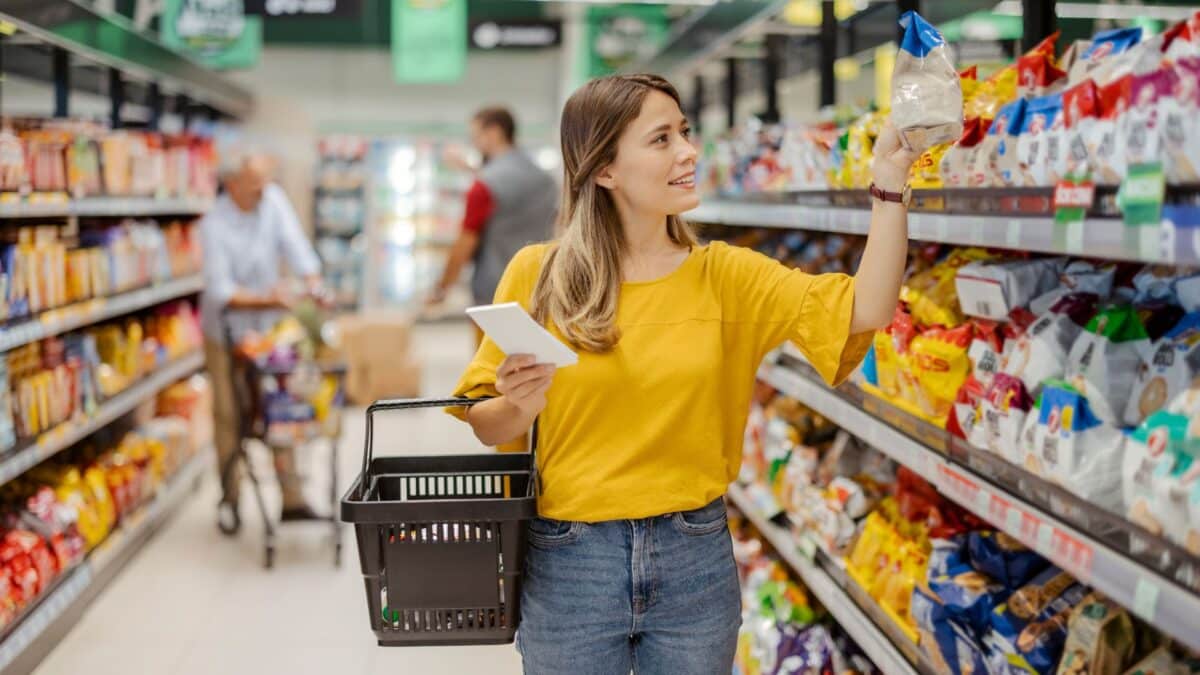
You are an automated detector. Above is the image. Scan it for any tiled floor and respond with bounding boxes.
[34,322,524,675]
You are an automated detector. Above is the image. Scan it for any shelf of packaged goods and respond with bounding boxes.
[686,196,1200,265]
[0,197,213,219]
[0,447,209,675]
[726,483,925,675]
[0,351,205,487]
[0,274,204,353]
[757,359,1200,653]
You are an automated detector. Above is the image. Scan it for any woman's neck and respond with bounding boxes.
[617,206,678,258]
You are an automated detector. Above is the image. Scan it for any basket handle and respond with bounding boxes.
[359,397,540,499]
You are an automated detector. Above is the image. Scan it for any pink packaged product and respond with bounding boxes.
[1164,57,1200,183]
[1123,68,1178,170]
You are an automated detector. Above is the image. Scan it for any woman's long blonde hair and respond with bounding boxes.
[530,74,697,352]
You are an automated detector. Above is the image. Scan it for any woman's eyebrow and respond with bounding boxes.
[643,119,690,138]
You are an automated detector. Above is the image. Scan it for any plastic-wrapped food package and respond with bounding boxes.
[941,117,991,188]
[1124,410,1190,536]
[1028,262,1115,316]
[1163,11,1200,61]
[956,257,1066,322]
[973,372,1036,462]
[910,324,974,423]
[966,531,1048,589]
[1065,305,1154,426]
[1124,68,1178,171]
[891,11,963,153]
[1164,57,1200,184]
[980,98,1028,187]
[987,567,1086,675]
[1055,593,1139,675]
[1152,437,1199,554]
[1002,293,1100,397]
[1063,80,1102,180]
[1124,312,1200,427]
[1092,76,1133,184]
[1019,93,1065,186]
[1068,27,1144,84]
[1017,34,1067,98]
[1028,381,1125,511]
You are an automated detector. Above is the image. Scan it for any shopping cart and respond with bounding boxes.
[217,309,346,569]
[341,398,537,646]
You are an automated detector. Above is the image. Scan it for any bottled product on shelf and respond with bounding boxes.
[0,377,209,634]
[0,120,216,201]
[0,301,202,453]
[743,385,1200,675]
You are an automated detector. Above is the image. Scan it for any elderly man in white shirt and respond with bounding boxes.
[200,152,324,532]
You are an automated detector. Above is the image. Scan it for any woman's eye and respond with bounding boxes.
[654,134,669,144]
[682,128,692,139]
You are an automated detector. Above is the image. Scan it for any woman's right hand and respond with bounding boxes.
[496,354,556,416]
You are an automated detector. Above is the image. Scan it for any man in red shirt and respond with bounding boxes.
[427,107,557,342]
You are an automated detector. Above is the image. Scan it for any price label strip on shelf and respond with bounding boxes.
[1054,178,1094,254]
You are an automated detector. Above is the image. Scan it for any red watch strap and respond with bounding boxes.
[869,182,904,203]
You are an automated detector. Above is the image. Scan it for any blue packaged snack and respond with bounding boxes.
[986,566,1084,674]
[1081,27,1144,64]
[913,587,990,675]
[926,564,1009,637]
[892,10,963,151]
[967,531,1049,589]
[988,98,1029,186]
[929,537,968,578]
[1017,93,1065,186]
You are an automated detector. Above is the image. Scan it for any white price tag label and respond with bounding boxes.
[1133,578,1160,621]
[1036,523,1055,552]
[1005,507,1022,535]
[1138,224,1163,262]
[1066,220,1085,253]
[975,488,992,515]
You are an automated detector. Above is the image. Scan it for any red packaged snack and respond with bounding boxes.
[1018,53,1067,98]
[1063,80,1100,179]
[1092,75,1134,184]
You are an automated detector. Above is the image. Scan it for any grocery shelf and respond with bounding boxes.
[0,197,214,219]
[0,274,204,353]
[686,191,1200,265]
[0,351,205,487]
[0,447,209,675]
[758,359,1200,652]
[0,1,253,118]
[726,483,926,675]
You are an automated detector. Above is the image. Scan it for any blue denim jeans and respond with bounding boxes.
[516,496,741,675]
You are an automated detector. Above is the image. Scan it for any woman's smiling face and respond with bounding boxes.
[597,89,700,218]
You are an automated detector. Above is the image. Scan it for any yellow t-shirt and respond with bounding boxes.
[450,240,872,522]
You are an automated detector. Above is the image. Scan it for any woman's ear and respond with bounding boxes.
[593,165,616,190]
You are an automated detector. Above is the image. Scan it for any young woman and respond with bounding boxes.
[451,74,917,674]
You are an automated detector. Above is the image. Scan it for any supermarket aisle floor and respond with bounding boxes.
[34,321,524,675]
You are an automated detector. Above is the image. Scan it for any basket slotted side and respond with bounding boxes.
[342,453,537,646]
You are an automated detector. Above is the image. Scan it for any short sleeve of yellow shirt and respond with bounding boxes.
[450,240,873,522]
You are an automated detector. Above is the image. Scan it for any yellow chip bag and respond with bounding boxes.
[909,324,974,422]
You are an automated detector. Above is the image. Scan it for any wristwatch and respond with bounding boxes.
[869,182,912,207]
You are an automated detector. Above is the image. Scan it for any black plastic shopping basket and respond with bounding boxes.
[340,398,537,646]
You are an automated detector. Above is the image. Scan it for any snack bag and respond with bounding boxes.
[966,531,1049,589]
[1125,312,1200,427]
[969,64,1019,122]
[1152,440,1199,553]
[1163,11,1200,61]
[974,373,1036,464]
[873,308,917,401]
[1124,410,1189,535]
[1030,381,1125,511]
[1002,293,1101,397]
[1056,593,1139,675]
[911,143,950,189]
[956,257,1065,322]
[926,564,1009,637]
[1018,33,1068,98]
[891,11,963,153]
[988,567,1087,675]
[1066,305,1154,426]
[1018,93,1065,186]
[1091,76,1134,185]
[1124,68,1177,171]
[1063,80,1102,180]
[910,324,973,422]
[1068,27,1144,84]
[987,98,1028,187]
[1164,57,1200,183]
[941,117,991,188]
[1029,262,1115,316]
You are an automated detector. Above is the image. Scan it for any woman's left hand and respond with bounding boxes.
[871,123,920,194]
